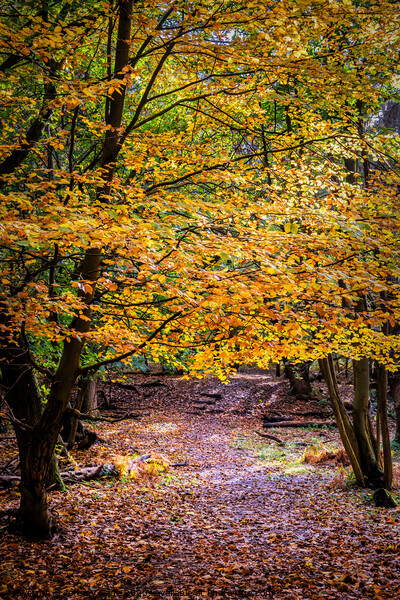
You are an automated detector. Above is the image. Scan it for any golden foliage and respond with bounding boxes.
[300,443,333,464]
[111,452,171,481]
[0,0,399,376]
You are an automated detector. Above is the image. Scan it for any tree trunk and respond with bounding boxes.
[319,357,364,486]
[1,1,134,538]
[0,378,7,433]
[64,377,100,449]
[284,360,312,397]
[389,370,400,443]
[65,377,87,449]
[377,364,392,489]
[352,358,384,488]
[18,246,101,536]
[82,378,100,417]
[0,347,56,536]
[320,354,386,488]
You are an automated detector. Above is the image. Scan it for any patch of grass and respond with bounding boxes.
[317,397,330,408]
[258,446,286,461]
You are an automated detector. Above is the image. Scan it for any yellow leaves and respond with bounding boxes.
[0,0,399,375]
[284,222,299,234]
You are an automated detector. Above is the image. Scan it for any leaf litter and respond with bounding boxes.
[1,369,400,599]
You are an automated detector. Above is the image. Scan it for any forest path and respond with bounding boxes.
[1,371,400,599]
[95,371,400,599]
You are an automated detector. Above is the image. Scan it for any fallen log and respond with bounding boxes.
[255,431,285,444]
[122,370,178,377]
[0,474,19,488]
[60,465,106,484]
[263,415,292,423]
[289,410,333,418]
[113,382,141,393]
[171,459,188,468]
[263,420,336,428]
[1,453,187,489]
[69,409,144,423]
[139,379,167,388]
[194,399,216,405]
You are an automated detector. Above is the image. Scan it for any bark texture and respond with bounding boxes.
[389,370,400,443]
[284,360,312,397]
[352,358,383,488]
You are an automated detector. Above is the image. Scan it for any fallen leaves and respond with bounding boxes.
[1,370,400,598]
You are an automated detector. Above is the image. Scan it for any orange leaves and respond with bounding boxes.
[0,0,399,376]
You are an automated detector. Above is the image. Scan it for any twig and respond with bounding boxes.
[171,459,188,468]
[20,322,54,379]
[0,456,19,474]
[255,431,285,444]
[1,404,34,432]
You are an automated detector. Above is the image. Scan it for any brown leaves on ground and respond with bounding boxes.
[1,369,400,600]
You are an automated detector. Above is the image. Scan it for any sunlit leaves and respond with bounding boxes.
[0,0,399,375]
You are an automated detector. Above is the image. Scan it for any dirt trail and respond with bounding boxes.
[101,371,400,600]
[1,371,400,599]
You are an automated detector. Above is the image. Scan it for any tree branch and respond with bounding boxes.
[78,310,183,375]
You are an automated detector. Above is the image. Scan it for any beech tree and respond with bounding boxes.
[0,0,399,537]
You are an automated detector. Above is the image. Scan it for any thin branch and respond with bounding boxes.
[78,310,183,375]
[21,324,55,379]
[1,403,34,432]
[122,41,176,142]
[143,134,340,195]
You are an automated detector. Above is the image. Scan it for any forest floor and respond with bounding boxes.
[1,369,400,600]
